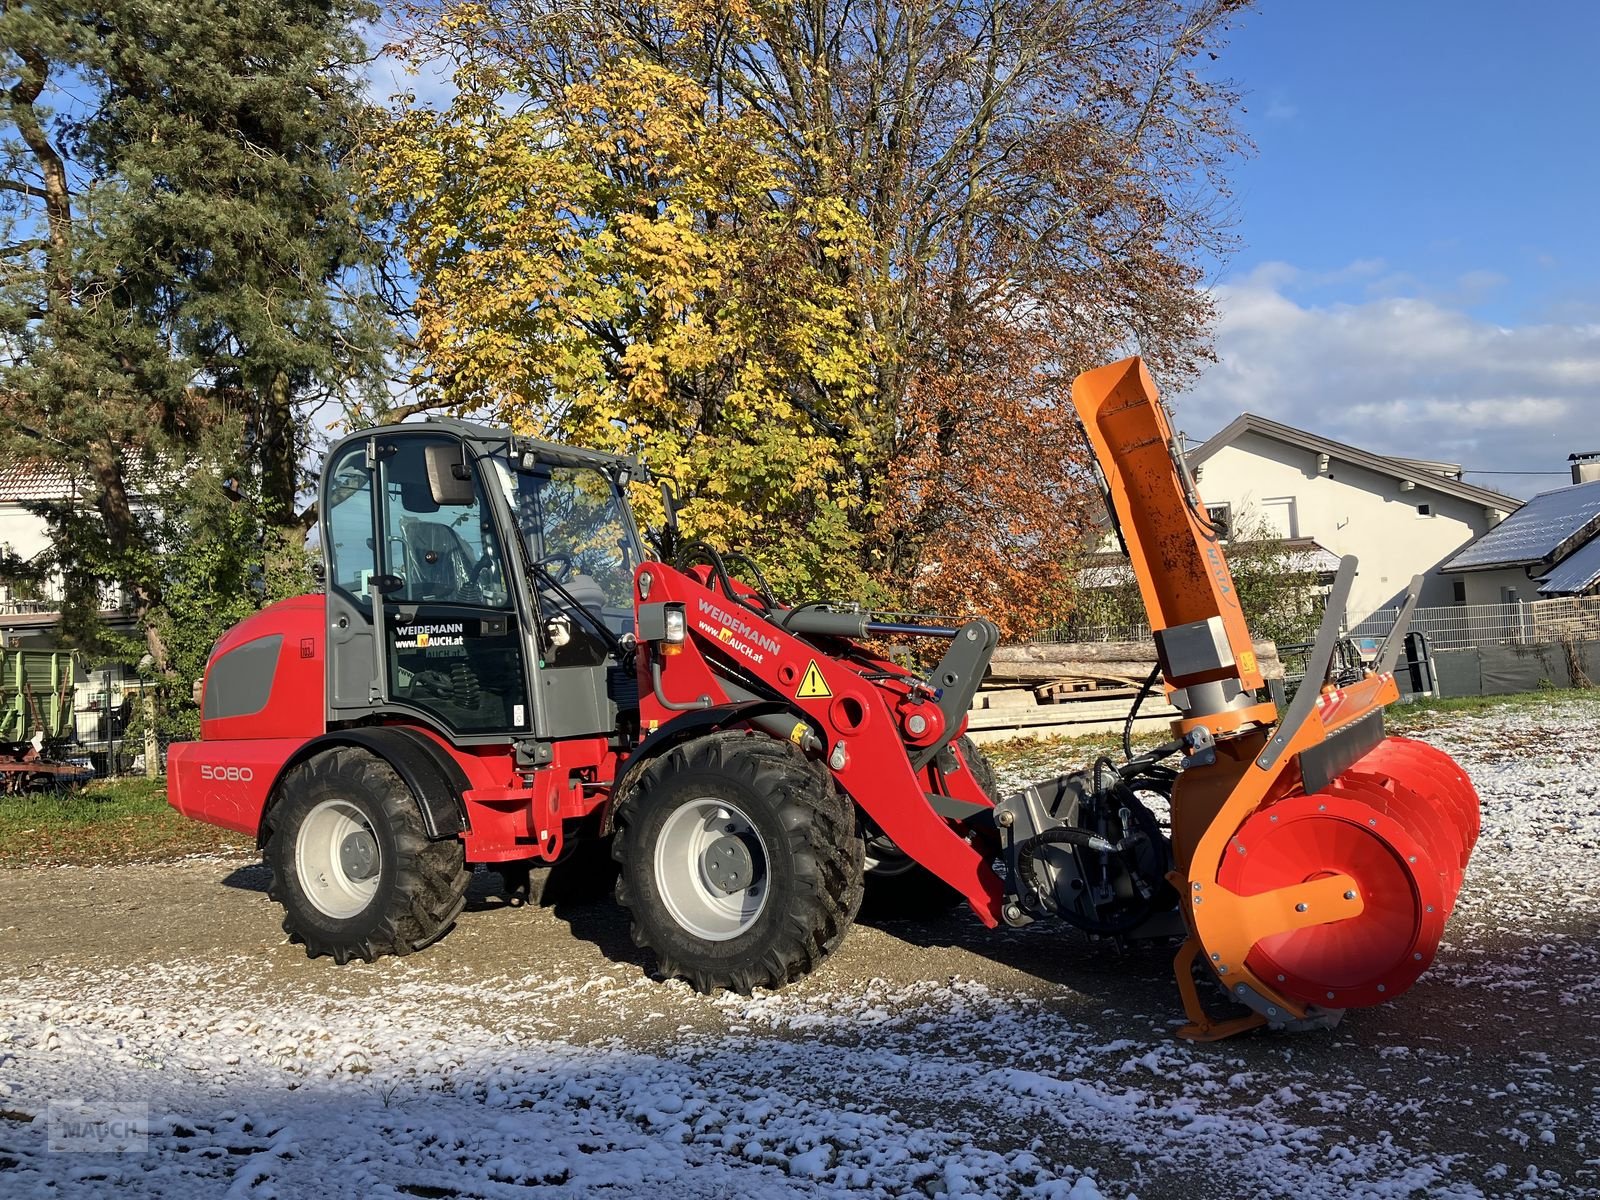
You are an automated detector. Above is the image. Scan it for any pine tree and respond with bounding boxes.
[0,1,386,689]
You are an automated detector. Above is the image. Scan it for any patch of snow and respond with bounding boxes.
[3,701,1600,1196]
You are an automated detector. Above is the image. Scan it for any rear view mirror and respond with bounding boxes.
[424,442,475,506]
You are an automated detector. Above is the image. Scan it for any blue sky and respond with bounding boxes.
[1178,0,1600,496]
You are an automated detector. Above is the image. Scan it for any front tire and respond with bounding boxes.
[265,748,471,964]
[612,731,864,993]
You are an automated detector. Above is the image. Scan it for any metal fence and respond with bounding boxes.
[0,578,125,615]
[1033,620,1153,645]
[1345,595,1600,653]
[1032,596,1600,657]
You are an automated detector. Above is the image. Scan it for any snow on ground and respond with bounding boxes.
[2,699,1599,1198]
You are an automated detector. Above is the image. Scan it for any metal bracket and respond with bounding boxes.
[1256,555,1357,772]
[1180,724,1216,769]
[910,618,1000,770]
[1375,573,1425,676]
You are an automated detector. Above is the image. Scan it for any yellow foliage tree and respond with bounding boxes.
[364,10,882,599]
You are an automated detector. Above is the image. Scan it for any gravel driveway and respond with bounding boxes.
[2,702,1598,1198]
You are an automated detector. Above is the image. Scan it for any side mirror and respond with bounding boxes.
[424,442,476,507]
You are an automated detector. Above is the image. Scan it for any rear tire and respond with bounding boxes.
[862,736,997,918]
[612,731,864,993]
[265,747,471,964]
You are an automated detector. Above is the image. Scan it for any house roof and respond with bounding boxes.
[0,460,78,504]
[1538,536,1600,596]
[1387,455,1463,480]
[1442,479,1600,573]
[1189,414,1522,514]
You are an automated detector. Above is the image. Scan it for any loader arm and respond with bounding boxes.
[632,561,1008,923]
[1070,357,1480,1039]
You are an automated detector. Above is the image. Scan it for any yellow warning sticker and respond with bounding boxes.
[1239,650,1257,675]
[795,661,832,700]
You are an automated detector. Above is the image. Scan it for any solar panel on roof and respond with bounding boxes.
[1443,479,1600,570]
[1538,536,1600,596]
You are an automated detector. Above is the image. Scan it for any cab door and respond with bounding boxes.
[323,430,532,739]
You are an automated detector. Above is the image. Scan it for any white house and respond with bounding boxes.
[0,460,132,624]
[1186,414,1521,627]
[0,461,140,762]
[0,460,75,624]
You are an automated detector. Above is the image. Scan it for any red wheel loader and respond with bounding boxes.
[167,356,1480,1039]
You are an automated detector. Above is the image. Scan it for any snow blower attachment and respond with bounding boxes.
[167,358,1477,1043]
[1061,357,1481,1038]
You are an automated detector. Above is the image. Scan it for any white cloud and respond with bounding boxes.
[1262,96,1299,122]
[1174,263,1600,497]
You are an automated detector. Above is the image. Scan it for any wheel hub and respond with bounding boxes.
[295,798,383,920]
[701,834,754,895]
[339,830,380,880]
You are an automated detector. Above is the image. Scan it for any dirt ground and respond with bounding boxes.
[2,703,1599,1198]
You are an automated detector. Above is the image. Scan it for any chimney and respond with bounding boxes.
[1571,452,1600,485]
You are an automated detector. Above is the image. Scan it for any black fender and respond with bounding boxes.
[604,700,793,833]
[261,726,472,845]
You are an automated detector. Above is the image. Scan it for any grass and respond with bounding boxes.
[979,726,1171,777]
[1387,687,1600,728]
[0,775,253,868]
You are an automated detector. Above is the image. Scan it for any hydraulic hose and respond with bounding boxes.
[1123,661,1163,762]
[1013,821,1165,936]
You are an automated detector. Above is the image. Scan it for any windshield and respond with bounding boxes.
[501,463,640,610]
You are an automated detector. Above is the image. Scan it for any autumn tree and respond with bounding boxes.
[374,0,1252,630]
[366,37,880,598]
[0,1,387,686]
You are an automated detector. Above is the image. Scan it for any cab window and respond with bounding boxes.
[509,465,638,610]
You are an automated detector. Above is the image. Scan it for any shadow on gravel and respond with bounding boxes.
[551,899,652,974]
[875,910,1192,1006]
[220,862,270,893]
[464,841,621,914]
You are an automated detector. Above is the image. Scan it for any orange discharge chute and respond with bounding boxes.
[1071,357,1481,1039]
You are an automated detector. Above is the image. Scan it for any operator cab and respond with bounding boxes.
[320,419,647,746]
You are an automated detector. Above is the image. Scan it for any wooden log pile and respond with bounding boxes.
[965,639,1283,744]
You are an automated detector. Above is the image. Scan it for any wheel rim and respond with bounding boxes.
[654,797,770,941]
[295,799,382,919]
